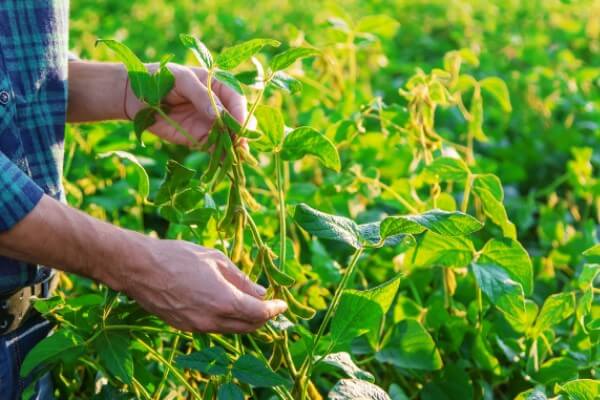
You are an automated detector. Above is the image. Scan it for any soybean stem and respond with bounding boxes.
[136,337,203,400]
[153,335,180,400]
[299,248,364,396]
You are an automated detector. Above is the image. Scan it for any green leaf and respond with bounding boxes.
[472,332,500,374]
[181,207,216,227]
[478,238,533,295]
[514,389,548,400]
[175,347,230,376]
[473,174,504,200]
[94,331,134,384]
[179,33,213,68]
[376,320,443,371]
[255,105,284,150]
[389,384,410,400]
[21,330,84,377]
[393,297,424,323]
[146,64,175,106]
[355,15,400,37]
[480,77,512,112]
[216,38,281,70]
[217,383,244,400]
[215,70,244,95]
[379,217,427,239]
[294,203,361,249]
[410,232,475,267]
[96,39,151,101]
[395,209,483,236]
[555,379,600,400]
[100,151,150,200]
[328,379,391,400]
[270,71,303,93]
[232,354,291,388]
[472,262,525,316]
[503,299,539,333]
[155,160,196,205]
[270,47,320,71]
[32,296,65,315]
[133,107,156,143]
[532,292,576,337]
[578,263,600,290]
[330,275,401,345]
[358,221,417,248]
[583,244,600,262]
[474,184,516,239]
[468,86,486,141]
[222,110,261,139]
[422,157,470,183]
[281,127,341,171]
[533,357,579,386]
[322,352,375,382]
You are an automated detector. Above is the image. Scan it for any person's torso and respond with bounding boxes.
[0,0,69,293]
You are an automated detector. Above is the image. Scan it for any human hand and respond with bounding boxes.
[124,63,247,146]
[122,238,287,333]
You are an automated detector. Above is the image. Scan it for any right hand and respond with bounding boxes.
[120,238,287,333]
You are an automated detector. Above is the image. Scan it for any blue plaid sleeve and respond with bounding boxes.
[0,151,44,232]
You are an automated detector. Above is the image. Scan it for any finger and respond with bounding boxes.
[191,68,247,124]
[174,66,223,123]
[217,257,266,299]
[227,289,288,323]
[214,317,264,334]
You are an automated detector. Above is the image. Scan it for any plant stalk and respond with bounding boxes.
[297,248,364,398]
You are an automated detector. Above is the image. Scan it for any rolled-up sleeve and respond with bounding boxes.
[0,152,43,232]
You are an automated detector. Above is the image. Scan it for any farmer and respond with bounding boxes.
[0,1,287,398]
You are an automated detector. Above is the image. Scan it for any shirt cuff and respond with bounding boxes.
[0,153,44,232]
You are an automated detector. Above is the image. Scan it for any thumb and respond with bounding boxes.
[218,259,267,299]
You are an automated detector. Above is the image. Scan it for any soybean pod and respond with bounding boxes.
[282,287,316,320]
[262,246,295,286]
[230,210,246,263]
[202,132,226,184]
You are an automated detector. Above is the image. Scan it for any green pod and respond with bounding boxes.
[269,342,285,370]
[282,287,316,320]
[218,185,241,237]
[252,329,274,344]
[241,187,261,212]
[202,134,225,184]
[238,146,259,167]
[201,125,220,152]
[230,211,246,264]
[213,142,235,186]
[262,248,295,287]
[248,249,264,282]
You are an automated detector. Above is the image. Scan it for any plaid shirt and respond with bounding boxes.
[0,0,69,293]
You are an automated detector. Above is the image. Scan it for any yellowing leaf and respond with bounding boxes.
[216,38,280,70]
[480,76,512,112]
[281,127,341,171]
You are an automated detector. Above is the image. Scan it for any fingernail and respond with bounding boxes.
[255,285,267,297]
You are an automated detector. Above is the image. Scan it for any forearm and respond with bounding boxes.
[67,61,129,122]
[0,195,145,291]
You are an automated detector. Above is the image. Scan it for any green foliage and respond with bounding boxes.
[27,1,600,399]
[232,354,291,388]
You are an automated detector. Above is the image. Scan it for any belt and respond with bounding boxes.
[0,273,58,335]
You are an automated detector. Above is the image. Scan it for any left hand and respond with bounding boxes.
[125,63,247,146]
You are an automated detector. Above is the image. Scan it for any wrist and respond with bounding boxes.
[91,228,151,293]
[67,61,133,122]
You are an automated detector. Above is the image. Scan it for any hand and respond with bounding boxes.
[125,63,247,146]
[121,237,287,333]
